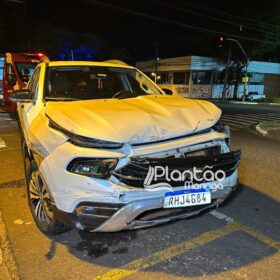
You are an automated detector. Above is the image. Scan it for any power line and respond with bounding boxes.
[150,0,277,36]
[174,0,280,31]
[85,0,280,45]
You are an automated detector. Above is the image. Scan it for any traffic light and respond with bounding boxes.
[218,36,224,48]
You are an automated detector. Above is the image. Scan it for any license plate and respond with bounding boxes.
[163,188,211,208]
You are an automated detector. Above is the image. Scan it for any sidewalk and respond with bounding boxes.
[256,121,280,141]
[0,258,11,280]
[0,211,19,280]
[210,99,280,106]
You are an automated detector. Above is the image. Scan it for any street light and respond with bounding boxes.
[151,72,157,83]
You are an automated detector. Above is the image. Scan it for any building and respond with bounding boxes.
[136,56,280,99]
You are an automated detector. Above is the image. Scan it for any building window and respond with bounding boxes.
[192,71,212,84]
[249,73,264,85]
[173,72,187,84]
[158,72,168,84]
[156,72,191,84]
[213,71,224,84]
[157,72,174,84]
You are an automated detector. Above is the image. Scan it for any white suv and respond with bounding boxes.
[13,60,241,234]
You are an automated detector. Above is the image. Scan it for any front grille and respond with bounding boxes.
[113,150,241,188]
[183,146,221,157]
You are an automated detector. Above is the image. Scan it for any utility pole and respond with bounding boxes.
[225,38,249,101]
[243,62,249,102]
[222,43,231,100]
[154,42,159,84]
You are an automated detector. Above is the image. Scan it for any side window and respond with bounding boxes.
[126,70,162,95]
[28,67,41,100]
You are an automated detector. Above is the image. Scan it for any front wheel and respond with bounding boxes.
[23,143,68,235]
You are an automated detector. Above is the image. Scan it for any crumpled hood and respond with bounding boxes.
[45,95,221,144]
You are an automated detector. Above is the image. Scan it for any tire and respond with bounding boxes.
[22,142,68,235]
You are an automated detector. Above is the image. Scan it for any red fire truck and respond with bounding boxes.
[0,52,47,112]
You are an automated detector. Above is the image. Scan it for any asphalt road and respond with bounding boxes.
[0,102,279,280]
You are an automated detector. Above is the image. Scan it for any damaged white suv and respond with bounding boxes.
[13,61,241,234]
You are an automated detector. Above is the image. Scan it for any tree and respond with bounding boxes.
[249,8,280,61]
[221,60,247,100]
[30,24,129,61]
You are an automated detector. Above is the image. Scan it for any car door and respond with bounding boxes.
[18,66,41,138]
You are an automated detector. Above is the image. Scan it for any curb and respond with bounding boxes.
[255,124,268,136]
[228,101,258,105]
[0,211,20,280]
[211,100,280,106]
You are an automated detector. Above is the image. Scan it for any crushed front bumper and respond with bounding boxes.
[40,134,241,232]
[54,171,239,232]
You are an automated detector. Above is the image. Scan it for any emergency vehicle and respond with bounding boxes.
[0,52,47,112]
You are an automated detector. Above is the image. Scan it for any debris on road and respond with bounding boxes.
[13,219,24,225]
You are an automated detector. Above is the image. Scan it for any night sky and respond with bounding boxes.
[20,0,280,61]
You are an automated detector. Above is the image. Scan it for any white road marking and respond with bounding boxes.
[227,126,238,131]
[236,115,280,121]
[222,116,261,124]
[0,137,7,149]
[209,209,235,224]
[221,113,280,130]
[266,113,280,117]
[221,119,252,126]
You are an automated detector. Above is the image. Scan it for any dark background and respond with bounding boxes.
[1,0,280,63]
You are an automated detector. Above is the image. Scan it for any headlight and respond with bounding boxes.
[212,119,222,132]
[67,158,118,178]
[48,118,123,149]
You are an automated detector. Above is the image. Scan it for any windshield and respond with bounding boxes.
[44,66,163,100]
[16,62,37,83]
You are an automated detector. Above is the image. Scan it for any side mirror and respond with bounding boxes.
[22,68,30,75]
[7,74,17,86]
[10,89,33,103]
[162,88,173,95]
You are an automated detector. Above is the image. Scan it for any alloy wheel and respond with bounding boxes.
[29,171,54,225]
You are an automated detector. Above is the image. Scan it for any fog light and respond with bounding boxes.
[67,158,118,178]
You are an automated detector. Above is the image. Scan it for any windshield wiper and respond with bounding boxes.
[45,97,80,101]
